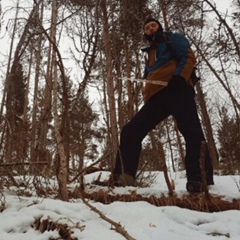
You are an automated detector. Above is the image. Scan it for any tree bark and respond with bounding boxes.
[196,84,219,168]
[100,0,119,170]
[30,2,44,166]
[50,0,69,201]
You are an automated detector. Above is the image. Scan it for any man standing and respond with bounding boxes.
[109,18,214,193]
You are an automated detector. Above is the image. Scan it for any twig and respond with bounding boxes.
[80,196,136,240]
[69,158,104,183]
[161,157,174,195]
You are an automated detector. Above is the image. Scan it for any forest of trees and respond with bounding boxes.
[0,0,239,201]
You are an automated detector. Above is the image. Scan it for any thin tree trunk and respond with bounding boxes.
[165,122,176,172]
[149,131,162,171]
[50,0,68,201]
[100,0,119,170]
[30,2,44,166]
[196,84,219,168]
[156,131,174,195]
[173,120,185,170]
[37,2,55,166]
[159,0,169,29]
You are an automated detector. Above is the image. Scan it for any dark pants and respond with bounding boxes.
[113,85,213,183]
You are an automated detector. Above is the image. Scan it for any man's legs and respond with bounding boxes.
[113,89,170,183]
[170,85,214,191]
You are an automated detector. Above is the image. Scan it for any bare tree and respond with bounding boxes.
[99,0,119,169]
[29,2,45,167]
[47,0,69,201]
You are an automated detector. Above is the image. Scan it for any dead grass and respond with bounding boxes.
[33,216,85,240]
[69,187,240,213]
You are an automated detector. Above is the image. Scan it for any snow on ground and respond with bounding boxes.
[0,171,240,240]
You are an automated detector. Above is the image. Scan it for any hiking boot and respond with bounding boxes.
[207,179,214,185]
[118,173,135,187]
[186,181,203,193]
[186,177,215,193]
[206,175,214,185]
[92,173,134,187]
[92,173,115,187]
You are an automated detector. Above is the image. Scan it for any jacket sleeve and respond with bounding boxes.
[171,33,196,80]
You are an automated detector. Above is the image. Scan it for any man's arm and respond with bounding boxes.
[171,33,196,80]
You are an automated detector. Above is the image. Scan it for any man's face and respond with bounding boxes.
[144,21,159,35]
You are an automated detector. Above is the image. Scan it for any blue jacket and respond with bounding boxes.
[143,31,196,101]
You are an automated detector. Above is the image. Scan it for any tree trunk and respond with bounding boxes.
[196,84,219,169]
[173,120,185,170]
[100,0,119,170]
[50,0,69,201]
[30,2,44,167]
